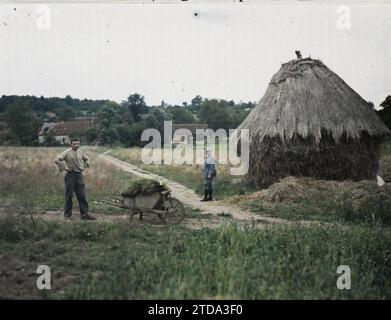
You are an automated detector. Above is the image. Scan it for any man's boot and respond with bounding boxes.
[64,212,72,220]
[200,190,208,202]
[207,190,213,201]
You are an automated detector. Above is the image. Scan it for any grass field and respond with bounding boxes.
[1,216,390,299]
[241,196,391,226]
[0,146,390,299]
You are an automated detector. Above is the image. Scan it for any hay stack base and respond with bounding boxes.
[249,131,381,188]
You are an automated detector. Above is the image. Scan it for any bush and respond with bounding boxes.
[42,132,61,146]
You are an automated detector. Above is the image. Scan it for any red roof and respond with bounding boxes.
[39,119,94,136]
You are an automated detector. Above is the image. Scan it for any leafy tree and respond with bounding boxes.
[198,99,235,130]
[115,122,144,147]
[125,94,147,122]
[238,101,256,110]
[128,122,146,146]
[166,106,195,123]
[43,131,60,146]
[59,106,76,121]
[148,107,166,132]
[143,114,160,130]
[4,101,40,145]
[160,100,168,108]
[65,95,74,106]
[0,95,110,118]
[99,128,119,146]
[0,95,13,113]
[94,102,123,145]
[85,127,99,144]
[378,95,391,130]
[96,102,122,130]
[190,95,203,112]
[115,124,134,146]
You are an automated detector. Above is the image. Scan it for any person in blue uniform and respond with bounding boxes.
[201,148,216,202]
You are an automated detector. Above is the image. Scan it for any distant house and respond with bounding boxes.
[172,123,208,144]
[38,118,95,144]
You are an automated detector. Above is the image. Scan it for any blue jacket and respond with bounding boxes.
[203,156,216,179]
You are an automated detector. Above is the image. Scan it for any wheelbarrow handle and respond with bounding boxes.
[108,196,123,202]
[101,200,127,209]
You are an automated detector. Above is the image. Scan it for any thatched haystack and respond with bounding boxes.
[238,56,390,187]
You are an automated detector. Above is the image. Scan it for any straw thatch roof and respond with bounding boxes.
[238,57,390,143]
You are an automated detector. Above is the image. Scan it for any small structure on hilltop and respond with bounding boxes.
[38,118,95,144]
[237,53,390,188]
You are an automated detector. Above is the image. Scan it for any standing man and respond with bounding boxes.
[201,148,216,202]
[54,137,96,220]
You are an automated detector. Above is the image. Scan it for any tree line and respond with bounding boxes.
[1,93,390,147]
[0,94,255,146]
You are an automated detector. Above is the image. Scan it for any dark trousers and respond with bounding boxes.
[64,172,89,217]
[204,177,213,192]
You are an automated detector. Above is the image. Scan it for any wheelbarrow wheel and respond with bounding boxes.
[160,198,185,225]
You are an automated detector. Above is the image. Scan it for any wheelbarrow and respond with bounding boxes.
[102,189,185,224]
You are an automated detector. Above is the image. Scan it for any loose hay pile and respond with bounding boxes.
[229,176,391,204]
[121,179,168,198]
[253,176,329,202]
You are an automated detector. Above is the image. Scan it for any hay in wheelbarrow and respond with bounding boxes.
[121,179,168,198]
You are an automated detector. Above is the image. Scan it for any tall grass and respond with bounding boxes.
[65,223,390,299]
[1,216,389,299]
[0,147,131,211]
[242,196,391,226]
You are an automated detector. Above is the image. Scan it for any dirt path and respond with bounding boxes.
[0,151,313,230]
[98,151,295,227]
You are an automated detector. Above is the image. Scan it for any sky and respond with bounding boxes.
[0,1,390,108]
